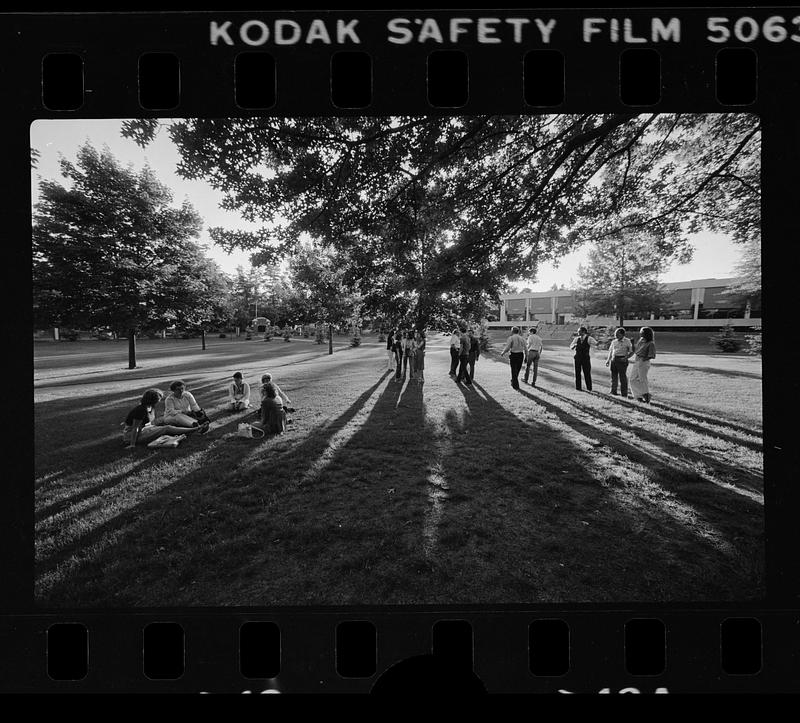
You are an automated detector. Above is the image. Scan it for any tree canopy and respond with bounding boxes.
[123,114,760,326]
[33,143,226,341]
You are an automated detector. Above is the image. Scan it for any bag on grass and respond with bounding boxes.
[147,434,187,449]
[237,422,265,439]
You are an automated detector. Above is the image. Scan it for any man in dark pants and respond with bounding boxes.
[500,326,526,390]
[569,326,597,391]
[448,327,461,376]
[455,326,472,385]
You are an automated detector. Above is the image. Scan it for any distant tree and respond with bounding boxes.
[33,143,206,368]
[576,222,679,328]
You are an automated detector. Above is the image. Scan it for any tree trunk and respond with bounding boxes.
[128,328,137,369]
[328,323,333,355]
[201,328,206,350]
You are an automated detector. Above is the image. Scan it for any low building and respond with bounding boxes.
[491,278,761,329]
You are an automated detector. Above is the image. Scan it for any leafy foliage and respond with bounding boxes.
[121,114,760,325]
[575,221,673,326]
[744,326,762,356]
[33,143,223,335]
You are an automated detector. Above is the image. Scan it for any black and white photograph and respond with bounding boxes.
[32,113,763,607]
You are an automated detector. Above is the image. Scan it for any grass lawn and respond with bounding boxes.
[34,334,763,606]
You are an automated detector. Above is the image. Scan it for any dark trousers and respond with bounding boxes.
[574,355,592,391]
[449,347,460,375]
[509,352,524,389]
[394,348,403,376]
[468,354,477,381]
[524,351,540,385]
[456,354,471,384]
[610,358,629,395]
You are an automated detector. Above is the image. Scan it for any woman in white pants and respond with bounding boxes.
[628,327,657,403]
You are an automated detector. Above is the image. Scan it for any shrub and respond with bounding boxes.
[315,327,324,344]
[218,333,227,338]
[283,328,292,341]
[350,335,361,347]
[744,326,762,356]
[710,325,744,353]
[61,329,79,341]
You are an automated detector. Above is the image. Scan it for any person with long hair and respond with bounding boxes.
[628,326,657,402]
[259,380,287,434]
[122,388,207,448]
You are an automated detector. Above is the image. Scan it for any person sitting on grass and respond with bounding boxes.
[258,380,287,435]
[122,388,207,448]
[227,371,251,411]
[164,379,210,430]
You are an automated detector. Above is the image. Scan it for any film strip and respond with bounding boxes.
[3,7,799,693]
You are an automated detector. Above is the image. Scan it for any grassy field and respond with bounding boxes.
[34,333,764,606]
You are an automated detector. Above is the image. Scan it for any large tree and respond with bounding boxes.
[122,114,759,325]
[575,223,677,328]
[33,143,210,367]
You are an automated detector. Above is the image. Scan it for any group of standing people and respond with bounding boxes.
[497,324,657,402]
[386,329,427,382]
[567,325,656,401]
[448,326,482,385]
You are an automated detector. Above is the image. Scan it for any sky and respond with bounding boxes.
[30,118,743,290]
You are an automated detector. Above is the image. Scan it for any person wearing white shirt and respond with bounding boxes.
[569,326,597,392]
[228,371,251,411]
[524,327,544,386]
[163,379,207,429]
[500,326,527,390]
[604,328,633,396]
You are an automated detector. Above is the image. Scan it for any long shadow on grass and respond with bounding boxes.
[534,386,763,489]
[36,371,395,605]
[594,391,762,451]
[422,380,764,602]
[647,399,762,436]
[514,385,763,525]
[34,379,240,481]
[516,356,762,438]
[654,361,762,381]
